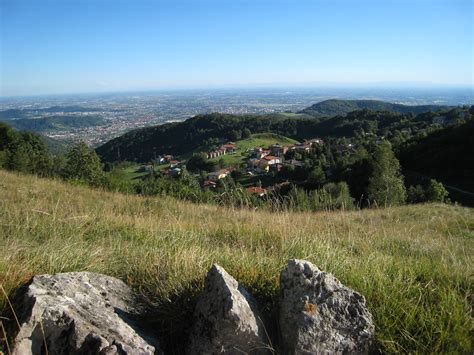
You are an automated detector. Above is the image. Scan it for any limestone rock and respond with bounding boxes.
[187,264,269,354]
[280,259,374,354]
[9,272,159,354]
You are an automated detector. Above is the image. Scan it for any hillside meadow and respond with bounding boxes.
[207,133,298,166]
[0,170,472,353]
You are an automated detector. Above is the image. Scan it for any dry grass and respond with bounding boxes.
[0,170,472,353]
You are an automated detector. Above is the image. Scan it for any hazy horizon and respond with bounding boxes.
[1,83,473,101]
[1,0,473,97]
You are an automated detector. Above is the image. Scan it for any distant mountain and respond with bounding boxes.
[300,99,447,117]
[0,109,29,120]
[36,105,102,113]
[1,115,106,132]
[0,106,101,120]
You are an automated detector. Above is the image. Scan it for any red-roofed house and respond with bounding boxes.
[222,143,236,153]
[202,180,217,189]
[255,149,270,159]
[246,186,267,197]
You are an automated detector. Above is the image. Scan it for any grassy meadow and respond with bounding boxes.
[0,170,472,353]
[208,133,298,166]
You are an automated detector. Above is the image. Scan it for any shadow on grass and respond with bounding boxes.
[136,281,202,354]
[137,278,282,354]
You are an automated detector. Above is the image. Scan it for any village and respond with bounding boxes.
[153,137,325,196]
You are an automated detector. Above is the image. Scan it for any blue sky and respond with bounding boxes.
[1,0,473,96]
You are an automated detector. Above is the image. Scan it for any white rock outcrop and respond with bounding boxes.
[280,259,374,354]
[187,264,269,354]
[10,272,158,355]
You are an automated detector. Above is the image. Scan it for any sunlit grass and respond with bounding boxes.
[0,170,472,353]
[208,133,298,166]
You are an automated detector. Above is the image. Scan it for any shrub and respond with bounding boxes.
[407,185,426,204]
[426,179,449,203]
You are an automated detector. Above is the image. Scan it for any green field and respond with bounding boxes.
[208,133,298,167]
[111,163,170,181]
[122,164,151,180]
[275,112,308,118]
[0,170,472,353]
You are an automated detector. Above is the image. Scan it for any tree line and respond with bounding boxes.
[0,122,105,186]
[2,104,469,211]
[96,106,473,163]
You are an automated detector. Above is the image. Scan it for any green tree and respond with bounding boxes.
[367,141,406,206]
[307,165,326,187]
[287,186,310,211]
[407,185,426,204]
[0,150,6,168]
[64,142,105,186]
[0,122,18,150]
[186,153,214,173]
[309,182,354,211]
[229,130,242,141]
[5,132,52,176]
[241,128,252,139]
[6,142,30,172]
[425,179,449,203]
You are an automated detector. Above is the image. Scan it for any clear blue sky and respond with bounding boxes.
[1,0,473,96]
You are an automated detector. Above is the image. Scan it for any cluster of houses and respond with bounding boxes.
[154,137,324,194]
[157,154,183,176]
[199,138,325,193]
[200,167,234,189]
[246,139,324,174]
[207,143,236,159]
[207,167,234,181]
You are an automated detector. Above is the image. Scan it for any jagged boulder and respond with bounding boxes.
[9,272,159,354]
[187,264,269,354]
[280,259,374,354]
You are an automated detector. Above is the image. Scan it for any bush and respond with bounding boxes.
[242,128,252,139]
[407,180,449,204]
[310,182,355,211]
[426,179,449,203]
[285,182,354,212]
[186,153,214,173]
[63,142,105,186]
[5,132,53,177]
[407,185,426,204]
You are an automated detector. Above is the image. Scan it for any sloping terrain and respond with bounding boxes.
[300,99,446,117]
[0,106,101,120]
[399,120,474,205]
[1,115,106,132]
[95,108,447,163]
[0,170,472,353]
[207,133,298,165]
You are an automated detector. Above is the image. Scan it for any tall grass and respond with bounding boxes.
[0,170,472,353]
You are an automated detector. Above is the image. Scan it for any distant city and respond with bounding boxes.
[1,86,472,147]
